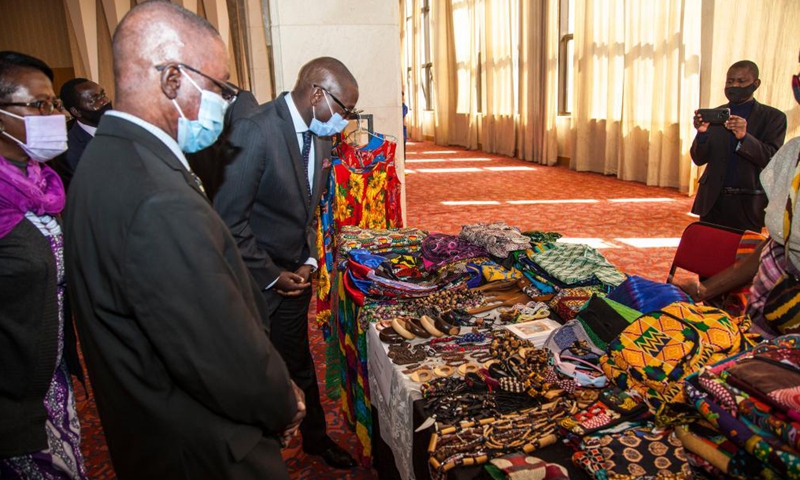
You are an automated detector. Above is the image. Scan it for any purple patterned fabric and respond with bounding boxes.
[0,155,65,239]
[0,229,86,479]
[420,233,489,269]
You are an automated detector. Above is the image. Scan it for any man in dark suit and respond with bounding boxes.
[55,78,112,189]
[64,3,303,479]
[691,60,787,231]
[186,89,258,202]
[214,57,358,469]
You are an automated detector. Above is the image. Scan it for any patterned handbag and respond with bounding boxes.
[600,302,754,424]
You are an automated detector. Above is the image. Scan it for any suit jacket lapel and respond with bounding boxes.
[275,93,312,207]
[98,115,208,201]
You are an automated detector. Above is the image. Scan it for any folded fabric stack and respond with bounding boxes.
[681,334,800,479]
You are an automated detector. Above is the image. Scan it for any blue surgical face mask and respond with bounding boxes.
[308,90,349,137]
[172,71,228,153]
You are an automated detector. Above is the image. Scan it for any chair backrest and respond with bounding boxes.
[667,222,745,283]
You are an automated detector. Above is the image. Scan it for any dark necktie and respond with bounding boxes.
[301,130,313,203]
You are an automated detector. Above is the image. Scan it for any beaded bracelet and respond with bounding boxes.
[455,331,489,344]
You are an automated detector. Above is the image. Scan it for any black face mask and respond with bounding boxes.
[78,102,112,125]
[724,83,758,104]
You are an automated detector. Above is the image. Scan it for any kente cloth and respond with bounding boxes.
[600,302,753,424]
[420,233,490,269]
[571,428,692,480]
[459,222,532,258]
[607,276,693,314]
[529,243,626,288]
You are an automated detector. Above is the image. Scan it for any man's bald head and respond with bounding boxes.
[111,0,229,138]
[294,57,358,98]
[291,57,358,127]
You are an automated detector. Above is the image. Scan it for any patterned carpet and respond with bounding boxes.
[74,140,695,479]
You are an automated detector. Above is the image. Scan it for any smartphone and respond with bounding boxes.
[697,108,731,124]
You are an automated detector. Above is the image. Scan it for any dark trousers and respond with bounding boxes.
[263,287,328,450]
[701,192,767,232]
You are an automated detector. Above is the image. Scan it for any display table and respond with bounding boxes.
[367,323,592,480]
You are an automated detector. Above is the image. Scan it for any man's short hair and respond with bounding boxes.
[0,51,54,102]
[60,78,91,112]
[730,60,760,80]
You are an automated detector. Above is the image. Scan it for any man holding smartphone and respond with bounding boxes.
[691,60,787,231]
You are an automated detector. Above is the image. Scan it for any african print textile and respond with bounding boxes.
[529,243,626,288]
[600,302,753,424]
[571,428,691,480]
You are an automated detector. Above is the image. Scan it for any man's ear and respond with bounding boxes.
[753,78,762,90]
[160,65,183,100]
[69,107,81,119]
[309,86,325,107]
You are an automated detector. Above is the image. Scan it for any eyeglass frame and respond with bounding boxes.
[156,63,241,103]
[0,99,64,115]
[312,84,360,119]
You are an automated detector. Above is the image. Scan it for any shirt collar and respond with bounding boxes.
[104,111,190,171]
[285,92,309,133]
[76,120,97,137]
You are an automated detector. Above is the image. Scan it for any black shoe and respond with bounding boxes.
[306,442,357,469]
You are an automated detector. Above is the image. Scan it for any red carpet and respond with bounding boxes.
[74,140,695,479]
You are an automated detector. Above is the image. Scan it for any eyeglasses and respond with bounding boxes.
[156,63,241,103]
[0,99,64,115]
[313,84,360,118]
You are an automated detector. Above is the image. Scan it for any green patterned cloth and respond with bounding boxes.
[530,243,626,287]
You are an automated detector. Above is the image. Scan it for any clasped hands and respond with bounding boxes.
[693,109,747,140]
[275,265,313,296]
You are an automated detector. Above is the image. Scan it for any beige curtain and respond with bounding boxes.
[517,0,558,165]
[571,0,701,192]
[432,0,457,145]
[430,0,559,163]
[701,0,800,146]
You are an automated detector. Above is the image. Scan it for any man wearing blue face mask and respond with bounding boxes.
[64,3,303,478]
[214,57,359,470]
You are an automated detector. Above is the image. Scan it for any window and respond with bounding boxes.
[420,0,433,110]
[405,0,414,116]
[558,0,575,114]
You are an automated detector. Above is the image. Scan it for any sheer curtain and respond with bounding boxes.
[430,0,559,163]
[571,0,701,192]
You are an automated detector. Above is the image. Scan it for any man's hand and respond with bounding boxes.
[674,277,704,302]
[295,264,313,283]
[274,270,311,296]
[280,381,306,447]
[725,114,747,140]
[693,109,710,133]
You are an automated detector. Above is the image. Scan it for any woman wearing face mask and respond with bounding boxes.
[0,51,87,479]
[678,53,800,341]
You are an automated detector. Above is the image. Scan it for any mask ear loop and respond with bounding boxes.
[172,68,204,119]
[0,109,27,145]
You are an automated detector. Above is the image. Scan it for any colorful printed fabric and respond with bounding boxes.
[607,275,693,314]
[572,428,692,480]
[337,226,425,256]
[420,233,489,269]
[530,243,627,288]
[685,380,800,478]
[747,238,800,339]
[601,302,753,424]
[459,222,532,258]
[559,387,649,436]
[574,295,642,351]
[547,286,607,321]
